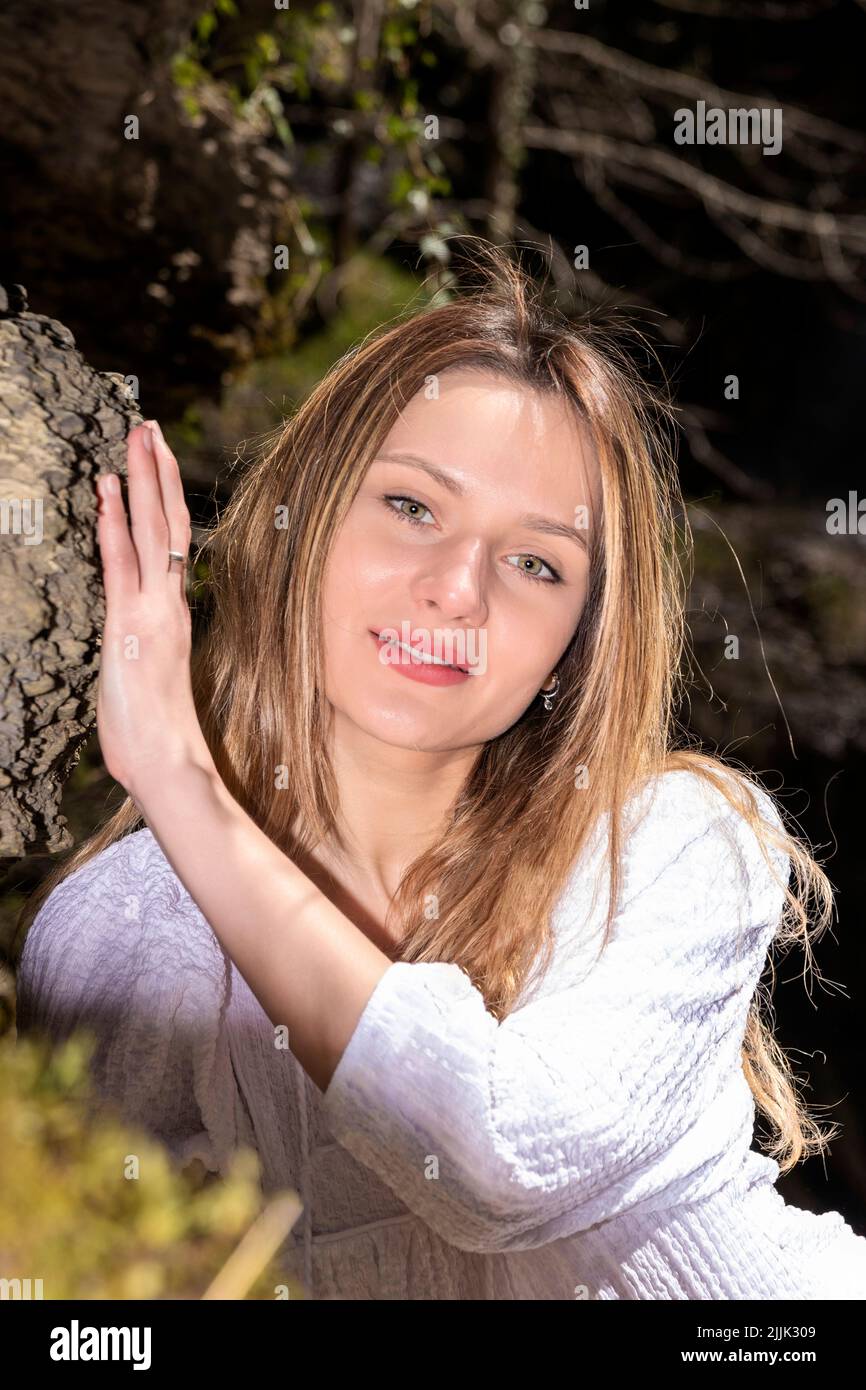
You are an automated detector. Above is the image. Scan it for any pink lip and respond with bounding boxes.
[369,630,471,686]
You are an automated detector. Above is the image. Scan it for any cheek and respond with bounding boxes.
[326,514,410,602]
[321,532,373,627]
[493,591,582,677]
[319,522,401,680]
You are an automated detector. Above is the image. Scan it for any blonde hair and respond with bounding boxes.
[16,238,838,1173]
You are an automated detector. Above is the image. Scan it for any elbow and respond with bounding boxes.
[339,1125,565,1254]
[418,1152,579,1255]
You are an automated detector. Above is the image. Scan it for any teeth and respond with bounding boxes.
[379,635,464,672]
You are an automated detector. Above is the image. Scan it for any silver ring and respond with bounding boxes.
[168,549,186,567]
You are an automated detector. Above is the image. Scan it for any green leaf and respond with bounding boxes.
[196,12,217,43]
[255,32,280,64]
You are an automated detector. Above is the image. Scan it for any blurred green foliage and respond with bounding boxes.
[0,1032,303,1300]
[176,249,443,473]
[171,0,452,236]
[235,249,438,413]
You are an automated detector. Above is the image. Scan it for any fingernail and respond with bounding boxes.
[140,425,154,454]
[99,473,119,496]
[147,418,165,446]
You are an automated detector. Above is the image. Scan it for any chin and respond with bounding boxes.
[329,697,468,753]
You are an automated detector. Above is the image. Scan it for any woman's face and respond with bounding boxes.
[320,366,599,754]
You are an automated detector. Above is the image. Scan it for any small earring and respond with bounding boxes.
[540,671,560,712]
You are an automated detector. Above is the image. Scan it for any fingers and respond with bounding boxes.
[147,420,188,531]
[96,472,139,610]
[126,424,174,592]
[145,421,193,603]
[96,420,193,608]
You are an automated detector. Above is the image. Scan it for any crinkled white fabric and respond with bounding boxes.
[16,769,866,1299]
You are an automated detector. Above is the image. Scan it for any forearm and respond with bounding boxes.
[131,753,392,1094]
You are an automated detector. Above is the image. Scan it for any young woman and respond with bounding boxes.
[15,244,866,1300]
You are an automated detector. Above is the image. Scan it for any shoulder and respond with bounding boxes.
[616,764,791,924]
[16,828,227,1027]
[625,764,784,841]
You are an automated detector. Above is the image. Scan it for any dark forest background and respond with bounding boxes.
[1,0,865,1250]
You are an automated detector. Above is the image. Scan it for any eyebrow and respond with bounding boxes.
[375,452,590,553]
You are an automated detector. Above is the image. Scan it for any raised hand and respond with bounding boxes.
[95,421,213,798]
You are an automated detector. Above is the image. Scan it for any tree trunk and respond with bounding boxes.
[0,283,139,860]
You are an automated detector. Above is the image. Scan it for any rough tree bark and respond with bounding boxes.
[0,284,139,861]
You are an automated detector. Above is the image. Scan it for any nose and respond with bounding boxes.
[409,537,489,626]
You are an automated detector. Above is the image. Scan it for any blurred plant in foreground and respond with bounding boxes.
[0,1032,303,1300]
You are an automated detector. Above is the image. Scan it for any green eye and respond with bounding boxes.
[383,495,434,526]
[507,554,560,584]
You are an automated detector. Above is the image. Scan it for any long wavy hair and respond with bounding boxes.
[16,239,838,1173]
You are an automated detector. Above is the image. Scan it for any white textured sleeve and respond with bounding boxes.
[321,769,791,1253]
[15,830,242,1176]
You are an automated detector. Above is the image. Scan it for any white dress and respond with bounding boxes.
[15,768,866,1299]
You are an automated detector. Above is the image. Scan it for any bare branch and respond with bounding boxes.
[526,29,865,153]
[522,126,866,249]
[707,203,866,298]
[579,156,756,281]
[676,406,776,502]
